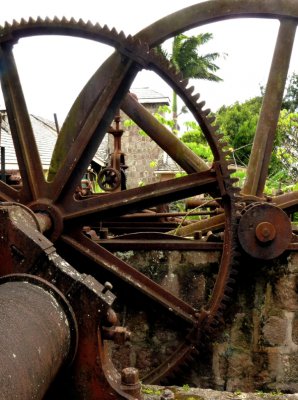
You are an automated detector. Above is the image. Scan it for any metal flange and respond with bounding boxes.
[238,203,292,259]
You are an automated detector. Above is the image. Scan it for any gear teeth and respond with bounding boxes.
[228,278,236,285]
[219,141,228,148]
[225,285,234,293]
[234,188,242,197]
[208,115,216,124]
[197,100,206,109]
[186,85,195,95]
[126,34,134,44]
[119,30,126,40]
[192,93,200,102]
[203,108,211,116]
[230,178,239,185]
[222,294,230,303]
[179,77,188,87]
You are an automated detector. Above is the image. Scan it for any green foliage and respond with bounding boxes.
[182,121,205,144]
[156,32,223,131]
[172,33,223,82]
[215,97,262,167]
[154,105,176,131]
[282,72,298,112]
[123,119,135,128]
[274,109,298,180]
[184,142,213,162]
[231,169,247,188]
[180,120,213,162]
[142,386,162,395]
[215,94,298,190]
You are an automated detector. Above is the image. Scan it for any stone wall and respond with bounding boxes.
[108,107,166,189]
[120,128,162,189]
[112,249,298,395]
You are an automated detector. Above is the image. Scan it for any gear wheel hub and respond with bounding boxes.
[238,203,292,260]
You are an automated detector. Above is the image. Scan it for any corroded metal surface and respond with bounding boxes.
[238,203,292,259]
[0,279,72,400]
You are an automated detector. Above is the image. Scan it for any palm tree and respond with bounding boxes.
[157,32,223,131]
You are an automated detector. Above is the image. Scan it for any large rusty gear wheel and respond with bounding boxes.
[0,16,240,384]
[7,0,298,385]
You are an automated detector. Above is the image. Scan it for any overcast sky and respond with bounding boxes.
[1,0,298,124]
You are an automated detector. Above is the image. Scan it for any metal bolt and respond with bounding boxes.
[121,367,139,385]
[120,367,142,399]
[106,307,118,325]
[103,326,131,344]
[102,281,113,294]
[161,389,175,399]
[194,230,202,240]
[255,221,276,243]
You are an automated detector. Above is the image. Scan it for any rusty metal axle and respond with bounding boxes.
[0,276,76,400]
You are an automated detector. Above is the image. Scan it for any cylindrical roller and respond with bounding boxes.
[0,279,76,400]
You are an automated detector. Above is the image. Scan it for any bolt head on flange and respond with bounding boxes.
[255,221,276,242]
[238,203,292,259]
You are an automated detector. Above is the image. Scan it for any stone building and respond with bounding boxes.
[117,87,183,189]
[0,87,182,190]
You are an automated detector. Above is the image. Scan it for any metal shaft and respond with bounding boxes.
[122,93,210,174]
[0,280,73,400]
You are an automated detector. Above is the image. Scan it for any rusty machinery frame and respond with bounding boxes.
[1,0,298,398]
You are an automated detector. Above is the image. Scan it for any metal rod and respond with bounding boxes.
[53,113,60,134]
[119,210,221,218]
[1,146,5,182]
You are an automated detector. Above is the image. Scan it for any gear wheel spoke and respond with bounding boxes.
[59,230,198,324]
[63,170,219,221]
[0,44,45,202]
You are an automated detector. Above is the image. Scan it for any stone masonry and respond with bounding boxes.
[113,249,298,395]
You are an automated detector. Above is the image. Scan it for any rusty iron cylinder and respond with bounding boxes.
[0,277,77,400]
